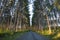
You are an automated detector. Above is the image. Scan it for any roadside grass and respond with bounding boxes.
[0,29,29,40]
[36,27,60,40]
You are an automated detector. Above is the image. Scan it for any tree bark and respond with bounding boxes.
[46,15,51,34]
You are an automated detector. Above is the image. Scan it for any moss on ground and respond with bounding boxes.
[36,27,60,40]
[0,30,29,40]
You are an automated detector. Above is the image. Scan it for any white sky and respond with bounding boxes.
[28,0,35,26]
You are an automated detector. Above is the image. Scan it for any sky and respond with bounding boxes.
[28,0,35,26]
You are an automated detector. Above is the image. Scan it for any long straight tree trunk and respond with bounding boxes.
[46,15,51,34]
[53,12,57,30]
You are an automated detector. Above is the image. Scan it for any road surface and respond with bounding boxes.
[16,31,50,40]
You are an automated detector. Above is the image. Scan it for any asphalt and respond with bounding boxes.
[16,31,50,40]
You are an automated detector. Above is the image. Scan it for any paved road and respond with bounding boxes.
[16,31,50,40]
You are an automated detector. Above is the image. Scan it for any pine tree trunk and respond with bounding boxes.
[46,15,51,34]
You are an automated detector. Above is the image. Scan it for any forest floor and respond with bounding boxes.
[36,28,60,40]
[0,30,29,40]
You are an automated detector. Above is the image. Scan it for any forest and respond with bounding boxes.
[0,0,60,40]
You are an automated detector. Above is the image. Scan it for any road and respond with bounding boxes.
[16,31,50,40]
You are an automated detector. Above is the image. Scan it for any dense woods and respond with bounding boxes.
[32,0,60,33]
[0,0,30,32]
[0,0,60,40]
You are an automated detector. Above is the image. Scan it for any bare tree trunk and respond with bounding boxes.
[38,18,40,30]
[52,14,56,30]
[14,11,17,31]
[9,16,13,31]
[46,15,51,34]
[19,16,22,30]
